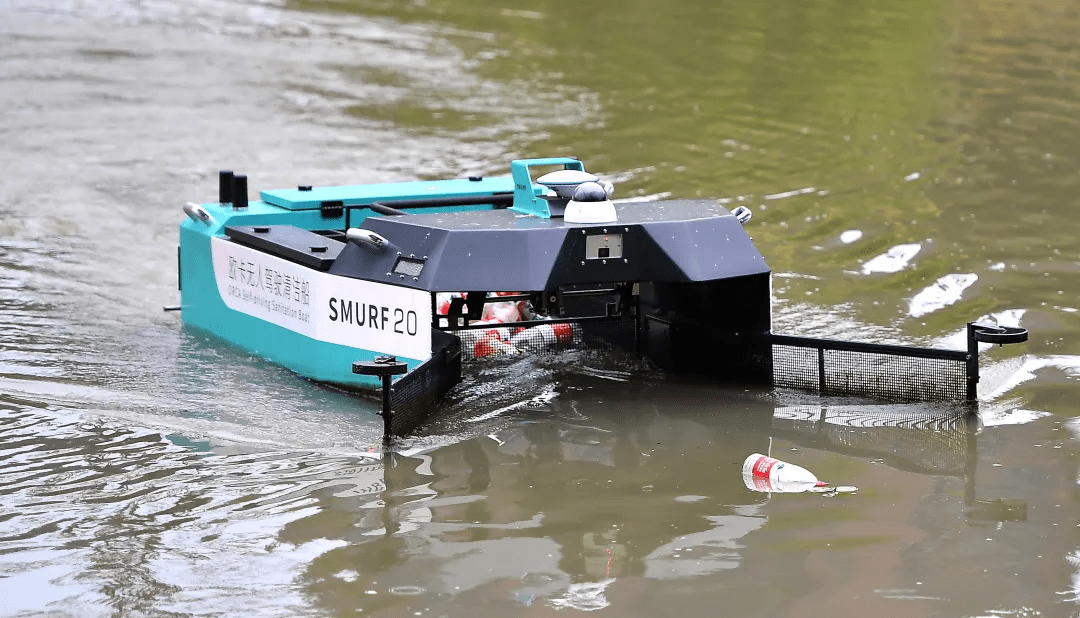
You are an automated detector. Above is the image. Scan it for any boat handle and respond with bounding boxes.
[346,228,389,251]
[732,205,752,224]
[183,202,216,226]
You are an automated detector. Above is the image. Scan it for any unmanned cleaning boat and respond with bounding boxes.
[174,157,1027,435]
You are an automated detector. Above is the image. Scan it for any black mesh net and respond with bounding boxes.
[389,361,441,436]
[771,335,969,402]
[388,323,974,436]
[388,330,461,436]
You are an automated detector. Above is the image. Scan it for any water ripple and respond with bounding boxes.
[0,405,384,616]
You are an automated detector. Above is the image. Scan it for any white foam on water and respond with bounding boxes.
[860,243,921,274]
[333,569,359,582]
[908,273,978,317]
[774,272,823,280]
[980,408,1052,427]
[982,354,1080,400]
[764,186,816,200]
[839,229,862,244]
[612,191,671,203]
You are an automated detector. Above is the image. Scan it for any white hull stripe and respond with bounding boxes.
[211,236,432,360]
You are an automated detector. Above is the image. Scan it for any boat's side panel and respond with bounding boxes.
[208,237,432,360]
[179,203,432,389]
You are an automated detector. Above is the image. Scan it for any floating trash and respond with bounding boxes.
[742,453,827,493]
[742,453,857,495]
[808,485,859,497]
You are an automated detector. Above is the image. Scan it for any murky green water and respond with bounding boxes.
[2,0,1079,615]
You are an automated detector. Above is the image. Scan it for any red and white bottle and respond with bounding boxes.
[742,453,828,493]
[509,322,576,353]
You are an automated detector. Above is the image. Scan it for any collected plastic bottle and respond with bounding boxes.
[473,331,518,357]
[435,292,458,316]
[509,322,577,353]
[742,453,828,493]
[458,325,517,358]
[482,292,523,324]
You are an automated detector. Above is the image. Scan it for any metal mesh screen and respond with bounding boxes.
[389,362,441,436]
[771,343,820,391]
[771,334,969,402]
[388,332,461,435]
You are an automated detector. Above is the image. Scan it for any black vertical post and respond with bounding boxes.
[817,345,826,394]
[353,356,408,443]
[966,322,979,401]
[966,321,1028,403]
[380,373,393,439]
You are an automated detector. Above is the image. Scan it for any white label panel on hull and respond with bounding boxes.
[211,237,432,361]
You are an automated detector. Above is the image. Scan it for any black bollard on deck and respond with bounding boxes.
[353,355,408,441]
[218,170,234,205]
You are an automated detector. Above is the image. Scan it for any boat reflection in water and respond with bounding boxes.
[769,401,1026,521]
[286,371,1028,613]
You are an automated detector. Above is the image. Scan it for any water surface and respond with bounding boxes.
[2,0,1079,615]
